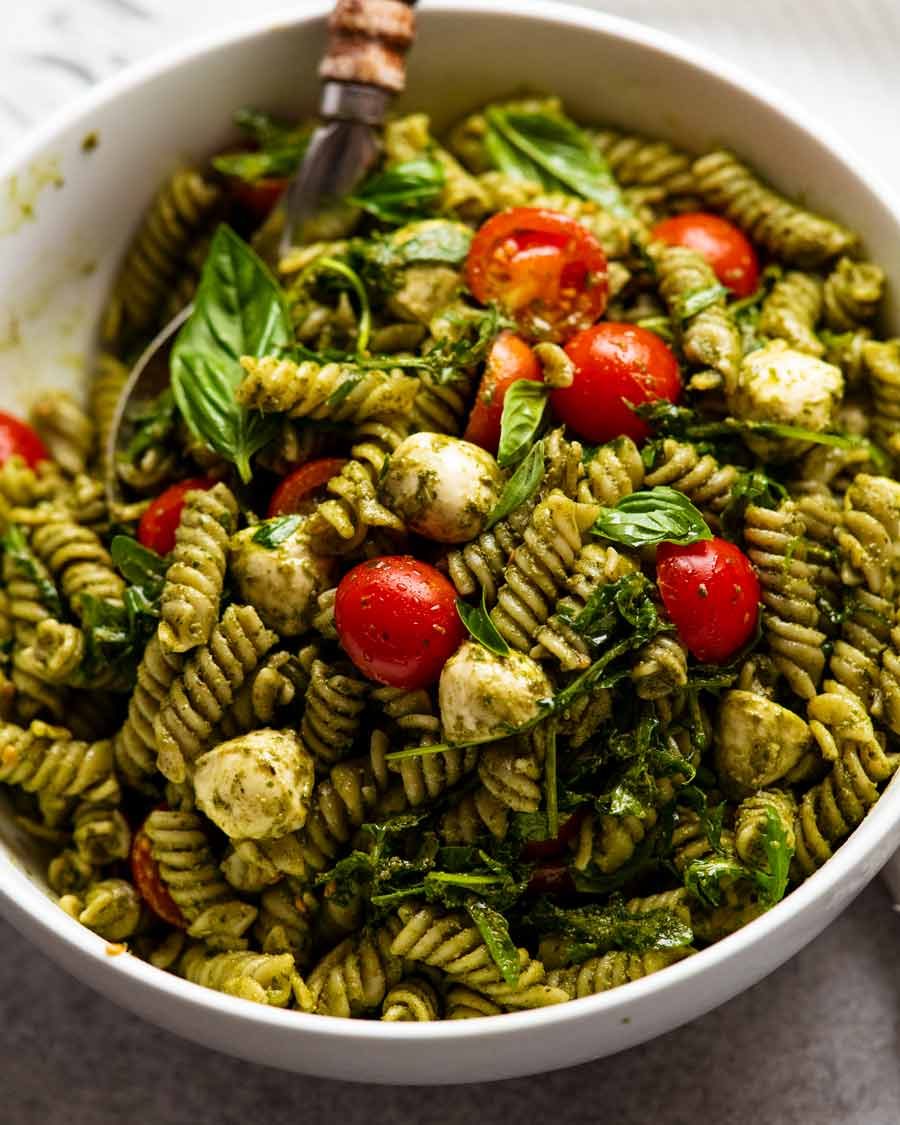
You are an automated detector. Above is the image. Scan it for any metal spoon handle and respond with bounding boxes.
[320,0,418,93]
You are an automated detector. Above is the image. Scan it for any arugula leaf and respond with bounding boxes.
[124,389,177,463]
[485,440,545,530]
[592,486,713,549]
[110,536,167,600]
[751,806,793,906]
[720,470,788,541]
[497,380,549,468]
[212,107,311,183]
[683,854,748,908]
[525,897,692,962]
[1,525,62,618]
[485,108,631,219]
[171,224,291,482]
[466,899,520,986]
[456,594,511,657]
[423,305,503,387]
[294,255,372,357]
[675,283,729,321]
[252,515,302,549]
[348,154,445,224]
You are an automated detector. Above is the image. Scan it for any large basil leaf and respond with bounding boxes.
[496,380,549,468]
[348,154,445,224]
[485,439,544,529]
[485,108,631,219]
[171,224,290,482]
[456,594,510,657]
[110,535,168,600]
[592,486,712,548]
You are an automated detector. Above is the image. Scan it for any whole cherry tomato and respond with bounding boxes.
[465,208,608,342]
[334,556,465,690]
[463,331,542,454]
[0,411,48,468]
[229,176,289,222]
[552,322,681,444]
[137,477,215,555]
[267,457,348,517]
[651,212,760,299]
[656,537,761,664]
[130,821,185,928]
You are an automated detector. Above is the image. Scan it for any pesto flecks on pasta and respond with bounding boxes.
[2,92,898,1024]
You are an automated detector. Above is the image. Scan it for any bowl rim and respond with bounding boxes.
[2,0,900,1047]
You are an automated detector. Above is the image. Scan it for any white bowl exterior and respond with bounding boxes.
[1,0,900,1084]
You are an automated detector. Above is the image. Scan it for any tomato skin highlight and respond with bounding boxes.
[334,556,466,690]
[0,411,48,468]
[130,822,185,928]
[552,322,681,444]
[463,331,543,453]
[657,537,761,664]
[137,477,215,555]
[465,208,608,342]
[267,457,348,517]
[651,212,760,299]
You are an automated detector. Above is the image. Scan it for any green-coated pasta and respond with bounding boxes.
[299,658,368,766]
[307,919,404,1017]
[758,272,824,356]
[31,519,125,616]
[381,977,441,1022]
[30,393,95,478]
[823,257,885,331]
[181,945,296,1007]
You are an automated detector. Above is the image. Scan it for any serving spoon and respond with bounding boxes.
[104,0,418,508]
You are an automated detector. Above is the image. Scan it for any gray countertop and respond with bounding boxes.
[4,2,900,1121]
[3,881,900,1123]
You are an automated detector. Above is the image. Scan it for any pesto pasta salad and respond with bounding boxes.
[1,94,898,1020]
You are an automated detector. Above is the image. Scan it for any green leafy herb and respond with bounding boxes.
[456,594,511,657]
[496,380,549,468]
[525,897,692,963]
[683,854,747,908]
[485,108,631,219]
[171,224,291,482]
[348,154,445,224]
[295,255,372,357]
[675,283,729,321]
[212,108,311,183]
[124,389,177,463]
[466,899,520,986]
[592,486,713,549]
[720,470,789,540]
[634,315,676,343]
[422,304,503,387]
[485,440,544,529]
[392,222,472,265]
[252,515,302,548]
[79,591,158,686]
[1,525,62,618]
[544,722,559,838]
[684,807,793,909]
[110,536,167,600]
[752,806,793,906]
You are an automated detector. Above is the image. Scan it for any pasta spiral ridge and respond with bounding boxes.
[381,977,441,1022]
[31,519,125,615]
[835,475,900,598]
[0,720,117,805]
[577,435,644,508]
[300,658,369,766]
[181,946,296,1007]
[307,919,404,1017]
[114,633,184,786]
[62,878,142,942]
[862,340,900,459]
[823,257,884,332]
[643,439,739,531]
[631,632,689,700]
[591,128,698,203]
[30,393,95,478]
[829,588,893,710]
[547,948,692,998]
[734,789,797,869]
[758,271,824,355]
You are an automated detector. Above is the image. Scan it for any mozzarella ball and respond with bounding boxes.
[728,340,844,460]
[715,690,813,797]
[439,641,552,742]
[379,433,504,543]
[230,517,336,636]
[194,729,315,840]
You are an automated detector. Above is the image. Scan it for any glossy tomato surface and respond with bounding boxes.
[466,208,608,342]
[0,411,48,468]
[651,212,760,298]
[267,457,347,517]
[229,175,288,222]
[552,322,681,444]
[657,537,761,664]
[334,556,465,690]
[130,824,185,928]
[137,477,215,555]
[463,331,542,453]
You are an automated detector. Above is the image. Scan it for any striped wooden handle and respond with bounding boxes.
[320,0,417,93]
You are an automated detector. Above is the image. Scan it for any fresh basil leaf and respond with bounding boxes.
[348,154,445,224]
[485,440,544,529]
[635,315,676,343]
[485,108,631,220]
[1,525,62,618]
[750,805,793,906]
[252,515,302,549]
[80,592,155,687]
[496,380,549,468]
[171,224,290,483]
[466,899,520,987]
[110,535,167,600]
[592,486,713,548]
[457,594,511,657]
[675,283,729,321]
[393,221,472,266]
[124,389,177,463]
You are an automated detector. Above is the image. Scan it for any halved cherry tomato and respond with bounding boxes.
[527,862,575,896]
[267,457,348,518]
[552,322,681,444]
[0,411,48,468]
[130,822,185,928]
[651,212,760,299]
[137,477,215,555]
[229,176,289,222]
[334,555,465,690]
[521,810,587,862]
[462,331,542,453]
[466,208,608,342]
[657,537,761,664]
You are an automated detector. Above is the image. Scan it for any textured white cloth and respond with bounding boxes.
[3,0,900,898]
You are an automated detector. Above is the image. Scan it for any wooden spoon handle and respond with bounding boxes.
[319,0,417,93]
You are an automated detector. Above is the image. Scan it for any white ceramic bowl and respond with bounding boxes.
[2,0,900,1086]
